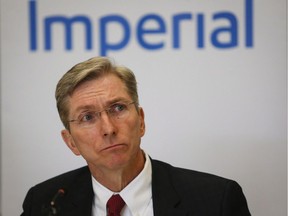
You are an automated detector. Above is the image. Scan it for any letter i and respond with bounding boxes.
[245,0,253,47]
[29,0,37,50]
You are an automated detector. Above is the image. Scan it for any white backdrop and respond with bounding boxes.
[0,0,287,215]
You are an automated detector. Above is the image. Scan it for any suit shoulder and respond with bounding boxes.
[151,159,251,215]
[22,166,93,215]
[31,166,91,193]
[152,159,233,187]
[151,159,247,204]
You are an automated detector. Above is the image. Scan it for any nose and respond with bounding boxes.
[99,111,117,137]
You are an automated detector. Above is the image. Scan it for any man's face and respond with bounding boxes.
[61,74,145,172]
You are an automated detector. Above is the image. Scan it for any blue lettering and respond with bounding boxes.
[137,14,166,50]
[211,12,238,48]
[44,16,92,50]
[100,15,130,56]
[197,14,205,48]
[28,0,254,54]
[172,13,192,49]
[29,0,37,50]
[245,0,254,47]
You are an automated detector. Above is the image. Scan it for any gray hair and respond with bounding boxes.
[55,56,139,130]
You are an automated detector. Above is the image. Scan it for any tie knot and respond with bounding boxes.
[106,194,126,216]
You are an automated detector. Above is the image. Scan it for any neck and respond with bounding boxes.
[89,150,146,192]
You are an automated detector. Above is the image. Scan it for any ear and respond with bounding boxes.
[139,107,146,137]
[61,129,81,156]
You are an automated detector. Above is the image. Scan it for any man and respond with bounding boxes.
[21,56,251,216]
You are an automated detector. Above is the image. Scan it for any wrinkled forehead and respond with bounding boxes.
[67,74,131,113]
[70,73,127,97]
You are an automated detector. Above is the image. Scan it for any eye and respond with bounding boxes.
[79,112,96,122]
[110,103,127,114]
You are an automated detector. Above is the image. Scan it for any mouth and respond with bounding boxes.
[102,143,126,151]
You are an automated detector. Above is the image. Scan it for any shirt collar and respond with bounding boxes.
[92,151,152,215]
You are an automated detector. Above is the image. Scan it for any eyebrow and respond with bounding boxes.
[72,97,132,115]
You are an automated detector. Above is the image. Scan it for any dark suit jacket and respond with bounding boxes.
[21,159,251,216]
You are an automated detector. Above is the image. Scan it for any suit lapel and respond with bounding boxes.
[61,167,94,216]
[151,159,189,216]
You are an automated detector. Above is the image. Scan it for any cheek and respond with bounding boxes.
[72,129,100,149]
[127,118,144,139]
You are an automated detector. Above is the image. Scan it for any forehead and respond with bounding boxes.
[68,74,130,112]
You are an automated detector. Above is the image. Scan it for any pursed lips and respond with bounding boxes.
[101,143,126,151]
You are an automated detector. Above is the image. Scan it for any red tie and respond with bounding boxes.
[106,194,126,216]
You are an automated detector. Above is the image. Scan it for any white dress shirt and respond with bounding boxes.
[91,152,154,216]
